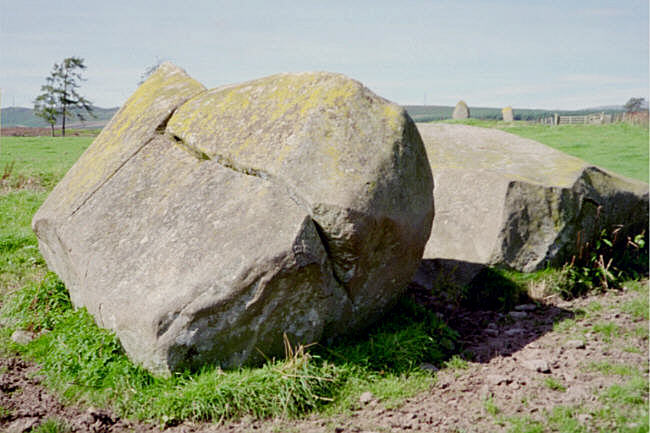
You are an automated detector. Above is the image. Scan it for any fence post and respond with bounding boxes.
[554,113,559,126]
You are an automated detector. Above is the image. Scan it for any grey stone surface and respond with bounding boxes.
[10,330,36,345]
[508,311,528,319]
[32,64,433,375]
[6,417,39,433]
[515,304,537,312]
[452,100,470,120]
[521,359,551,373]
[417,123,649,274]
[565,340,586,349]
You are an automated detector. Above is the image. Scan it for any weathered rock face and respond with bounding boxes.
[417,123,648,276]
[502,106,514,122]
[32,63,433,375]
[452,101,470,120]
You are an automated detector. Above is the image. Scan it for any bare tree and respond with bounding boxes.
[139,57,168,85]
[624,97,646,112]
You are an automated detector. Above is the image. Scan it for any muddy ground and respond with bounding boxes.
[1,282,648,433]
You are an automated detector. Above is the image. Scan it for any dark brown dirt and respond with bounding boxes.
[1,283,647,433]
[1,127,57,137]
[1,127,96,137]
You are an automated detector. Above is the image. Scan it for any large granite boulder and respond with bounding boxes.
[417,123,648,279]
[32,63,433,375]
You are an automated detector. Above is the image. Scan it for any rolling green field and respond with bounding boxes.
[1,136,92,190]
[0,127,647,429]
[501,123,649,182]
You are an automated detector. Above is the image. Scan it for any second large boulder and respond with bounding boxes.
[418,123,648,276]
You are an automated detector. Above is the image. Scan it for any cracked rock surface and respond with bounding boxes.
[31,63,433,374]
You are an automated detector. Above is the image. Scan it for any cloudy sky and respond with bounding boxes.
[1,0,648,110]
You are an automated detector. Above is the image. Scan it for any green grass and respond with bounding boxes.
[0,405,11,419]
[0,136,92,189]
[587,361,641,377]
[592,321,622,343]
[501,123,649,182]
[0,274,457,424]
[543,377,567,392]
[0,191,47,293]
[622,296,650,321]
[553,318,578,333]
[484,396,501,417]
[32,418,72,433]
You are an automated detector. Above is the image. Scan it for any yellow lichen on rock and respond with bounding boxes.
[38,63,205,217]
[165,71,411,208]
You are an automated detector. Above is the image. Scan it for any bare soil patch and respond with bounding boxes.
[1,127,96,137]
[1,128,56,137]
[1,283,647,432]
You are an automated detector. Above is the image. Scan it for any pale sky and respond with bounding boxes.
[1,0,648,110]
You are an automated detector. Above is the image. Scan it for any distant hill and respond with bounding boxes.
[1,104,628,129]
[404,105,626,122]
[1,106,119,128]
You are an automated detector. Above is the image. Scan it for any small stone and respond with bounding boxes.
[509,311,527,319]
[6,417,40,433]
[505,328,524,336]
[419,362,439,372]
[486,374,510,385]
[577,414,592,424]
[485,329,499,337]
[359,391,374,404]
[487,322,498,330]
[515,304,537,311]
[10,330,36,345]
[565,340,586,349]
[522,359,551,373]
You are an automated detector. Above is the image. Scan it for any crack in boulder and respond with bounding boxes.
[166,127,352,298]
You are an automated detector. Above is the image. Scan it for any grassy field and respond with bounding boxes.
[501,123,649,182]
[0,130,647,430]
[1,136,92,190]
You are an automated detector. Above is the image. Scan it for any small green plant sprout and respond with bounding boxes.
[592,321,620,343]
[0,405,12,420]
[32,418,72,433]
[483,395,500,416]
[557,224,649,299]
[444,355,469,370]
[543,377,567,392]
[587,361,639,377]
[553,318,577,334]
